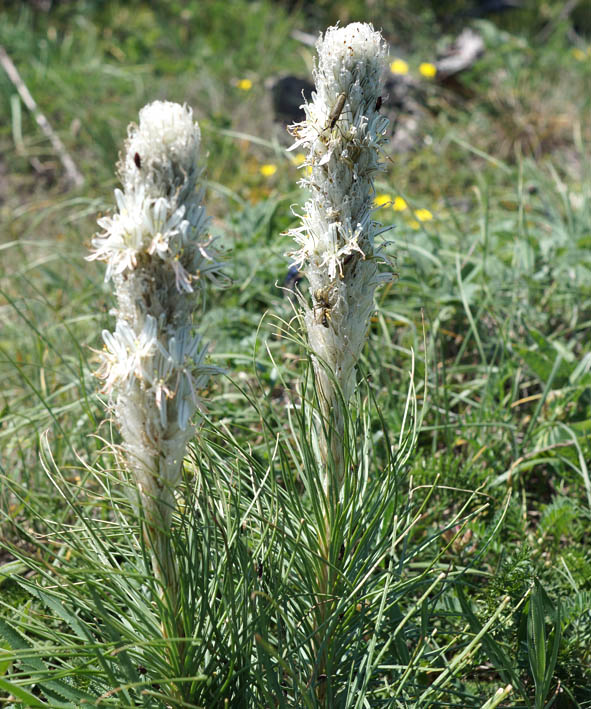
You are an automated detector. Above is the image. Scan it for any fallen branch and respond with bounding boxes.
[0,44,84,188]
[436,29,485,79]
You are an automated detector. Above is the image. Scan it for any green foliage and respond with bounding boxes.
[0,0,590,706]
[527,580,561,709]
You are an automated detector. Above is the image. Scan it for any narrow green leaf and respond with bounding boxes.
[28,586,93,644]
[0,618,46,673]
[543,591,562,702]
[0,560,27,587]
[0,676,49,706]
[0,643,12,676]
[457,589,527,699]
[528,582,547,688]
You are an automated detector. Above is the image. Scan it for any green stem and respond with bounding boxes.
[315,390,346,706]
[140,468,185,697]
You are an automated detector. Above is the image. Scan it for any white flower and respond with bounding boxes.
[90,100,224,567]
[97,315,157,393]
[87,189,148,280]
[288,23,391,405]
[146,347,175,427]
[145,198,187,260]
[121,101,201,199]
[170,256,194,294]
[88,190,191,282]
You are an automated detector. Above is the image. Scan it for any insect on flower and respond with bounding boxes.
[134,152,141,169]
[283,264,302,302]
[342,252,357,269]
[327,92,347,130]
[314,285,334,328]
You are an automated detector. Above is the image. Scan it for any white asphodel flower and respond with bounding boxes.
[88,189,149,280]
[89,191,191,282]
[120,101,202,201]
[97,316,157,393]
[148,348,175,427]
[145,198,187,260]
[288,23,391,413]
[89,101,224,592]
[170,255,194,294]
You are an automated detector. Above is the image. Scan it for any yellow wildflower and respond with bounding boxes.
[393,196,408,211]
[390,59,409,75]
[419,62,437,78]
[415,208,433,222]
[374,193,392,207]
[409,220,420,230]
[292,152,306,166]
[238,78,253,91]
[572,48,587,61]
[260,163,277,177]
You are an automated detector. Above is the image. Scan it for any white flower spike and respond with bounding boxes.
[88,102,224,588]
[288,23,391,418]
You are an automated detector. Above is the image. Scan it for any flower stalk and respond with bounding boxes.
[288,22,391,492]
[88,101,223,601]
[288,23,391,697]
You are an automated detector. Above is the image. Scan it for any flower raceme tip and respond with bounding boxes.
[89,100,223,447]
[287,22,392,405]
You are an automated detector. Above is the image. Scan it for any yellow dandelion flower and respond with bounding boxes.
[419,62,437,78]
[390,59,409,75]
[374,193,392,207]
[409,220,420,230]
[260,163,277,177]
[415,208,433,222]
[238,78,253,91]
[572,48,587,61]
[292,152,306,166]
[393,196,408,211]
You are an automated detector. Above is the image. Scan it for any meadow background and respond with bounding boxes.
[1,0,590,706]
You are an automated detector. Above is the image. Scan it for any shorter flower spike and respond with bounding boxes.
[88,101,224,590]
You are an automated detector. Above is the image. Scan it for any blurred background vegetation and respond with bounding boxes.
[1,0,590,705]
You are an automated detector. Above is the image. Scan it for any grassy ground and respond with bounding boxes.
[1,1,590,706]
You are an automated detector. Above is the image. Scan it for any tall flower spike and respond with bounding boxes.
[88,101,223,593]
[288,23,391,481]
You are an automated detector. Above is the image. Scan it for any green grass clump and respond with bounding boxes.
[1,1,590,706]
